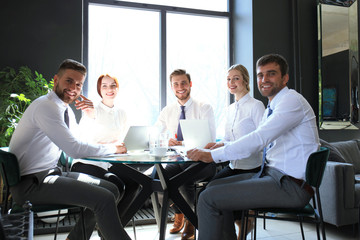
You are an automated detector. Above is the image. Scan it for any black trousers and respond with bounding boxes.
[160,162,216,214]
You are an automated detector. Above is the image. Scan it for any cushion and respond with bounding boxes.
[330,140,360,174]
[319,139,346,163]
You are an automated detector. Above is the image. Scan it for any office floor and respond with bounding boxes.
[34,219,358,240]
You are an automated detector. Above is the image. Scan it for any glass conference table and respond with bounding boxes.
[84,151,208,240]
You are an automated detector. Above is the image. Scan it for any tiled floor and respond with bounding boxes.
[34,219,358,240]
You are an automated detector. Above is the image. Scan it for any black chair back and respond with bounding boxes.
[305,146,330,189]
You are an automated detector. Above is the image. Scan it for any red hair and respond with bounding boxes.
[97,74,119,97]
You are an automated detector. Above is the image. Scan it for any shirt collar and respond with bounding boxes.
[99,101,115,113]
[235,93,251,108]
[268,86,289,110]
[177,97,193,108]
[48,91,68,110]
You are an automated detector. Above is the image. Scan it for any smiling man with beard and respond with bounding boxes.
[187,54,319,240]
[9,59,131,240]
[154,69,217,240]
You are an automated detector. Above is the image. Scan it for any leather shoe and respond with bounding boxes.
[169,213,185,234]
[181,220,195,240]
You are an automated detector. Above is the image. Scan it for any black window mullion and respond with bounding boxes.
[160,9,167,110]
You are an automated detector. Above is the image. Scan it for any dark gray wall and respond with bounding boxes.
[0,0,83,119]
[251,0,318,113]
[0,0,82,81]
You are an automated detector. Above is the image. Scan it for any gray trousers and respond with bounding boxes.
[11,169,131,240]
[197,167,312,240]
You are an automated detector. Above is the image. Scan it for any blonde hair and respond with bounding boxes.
[228,64,250,92]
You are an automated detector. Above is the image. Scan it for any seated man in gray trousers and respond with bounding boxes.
[9,59,131,240]
[187,54,320,240]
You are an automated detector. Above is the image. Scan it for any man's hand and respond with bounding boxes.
[115,143,127,154]
[205,142,224,150]
[204,142,216,149]
[169,138,182,146]
[186,148,214,163]
[75,95,95,119]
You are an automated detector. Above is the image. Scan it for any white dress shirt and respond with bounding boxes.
[9,91,116,176]
[73,102,128,169]
[211,87,319,180]
[223,93,265,169]
[155,97,216,142]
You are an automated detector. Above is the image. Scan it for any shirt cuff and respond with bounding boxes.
[211,147,225,163]
[102,144,117,155]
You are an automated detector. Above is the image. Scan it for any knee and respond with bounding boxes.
[104,173,125,200]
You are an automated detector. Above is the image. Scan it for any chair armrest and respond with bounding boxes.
[320,162,355,209]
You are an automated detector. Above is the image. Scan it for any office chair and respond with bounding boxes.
[241,147,330,240]
[0,149,86,240]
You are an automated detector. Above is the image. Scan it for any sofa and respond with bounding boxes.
[319,139,360,227]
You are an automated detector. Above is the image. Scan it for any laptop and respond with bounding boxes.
[179,119,212,149]
[123,126,150,152]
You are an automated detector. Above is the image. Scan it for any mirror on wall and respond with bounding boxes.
[318,0,359,130]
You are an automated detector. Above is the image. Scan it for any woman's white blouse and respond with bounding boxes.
[74,102,128,170]
[223,93,265,169]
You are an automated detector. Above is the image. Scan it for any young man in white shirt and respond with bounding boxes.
[187,54,320,240]
[155,69,217,240]
[9,59,131,240]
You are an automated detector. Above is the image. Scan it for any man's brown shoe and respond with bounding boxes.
[181,220,195,240]
[169,213,185,234]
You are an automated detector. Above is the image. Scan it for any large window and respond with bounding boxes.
[85,0,231,137]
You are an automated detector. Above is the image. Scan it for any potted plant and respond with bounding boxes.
[0,66,53,147]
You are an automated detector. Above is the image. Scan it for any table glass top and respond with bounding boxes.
[84,150,192,164]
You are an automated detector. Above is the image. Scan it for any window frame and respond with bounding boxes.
[83,0,234,110]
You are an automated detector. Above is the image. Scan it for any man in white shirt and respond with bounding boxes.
[187,54,320,240]
[9,59,131,240]
[155,69,217,240]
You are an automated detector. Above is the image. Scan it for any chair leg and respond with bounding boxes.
[253,211,257,240]
[53,210,61,240]
[132,217,137,240]
[358,209,360,239]
[263,212,265,230]
[80,208,86,240]
[299,218,305,240]
[240,211,246,240]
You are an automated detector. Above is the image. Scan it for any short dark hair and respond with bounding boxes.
[256,54,289,77]
[57,59,87,77]
[169,69,191,83]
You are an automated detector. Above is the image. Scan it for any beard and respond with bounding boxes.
[259,84,282,98]
[175,90,190,101]
[54,85,79,104]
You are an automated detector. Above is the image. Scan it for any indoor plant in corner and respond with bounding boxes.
[0,66,53,147]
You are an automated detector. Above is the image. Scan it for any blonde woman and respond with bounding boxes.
[204,64,265,239]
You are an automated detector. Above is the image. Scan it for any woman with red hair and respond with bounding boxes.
[72,74,139,237]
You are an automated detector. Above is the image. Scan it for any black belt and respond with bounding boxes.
[289,176,314,196]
